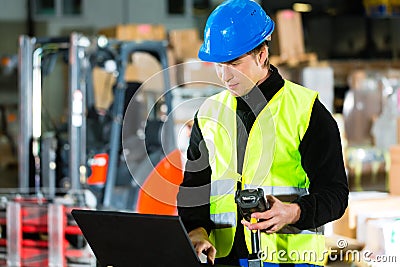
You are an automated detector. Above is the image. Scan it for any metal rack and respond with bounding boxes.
[18,33,91,198]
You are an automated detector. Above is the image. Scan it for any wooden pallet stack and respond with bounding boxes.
[270,9,318,67]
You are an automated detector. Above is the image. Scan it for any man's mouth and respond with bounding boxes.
[227,83,239,90]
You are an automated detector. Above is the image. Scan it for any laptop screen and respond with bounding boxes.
[71,209,231,267]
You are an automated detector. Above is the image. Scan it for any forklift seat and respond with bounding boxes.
[135,148,184,215]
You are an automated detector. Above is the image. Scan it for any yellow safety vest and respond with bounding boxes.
[197,80,325,265]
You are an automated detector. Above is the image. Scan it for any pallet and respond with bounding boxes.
[2,198,91,267]
[270,52,318,67]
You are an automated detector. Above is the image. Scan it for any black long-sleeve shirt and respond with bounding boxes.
[177,65,349,265]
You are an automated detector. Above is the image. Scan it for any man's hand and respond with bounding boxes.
[241,195,301,234]
[188,227,217,265]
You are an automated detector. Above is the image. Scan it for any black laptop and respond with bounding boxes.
[71,209,236,267]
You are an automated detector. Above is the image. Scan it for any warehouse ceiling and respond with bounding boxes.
[203,0,366,16]
[261,0,365,16]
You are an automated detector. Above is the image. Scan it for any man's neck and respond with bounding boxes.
[256,68,272,86]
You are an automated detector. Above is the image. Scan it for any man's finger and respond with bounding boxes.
[251,210,274,220]
[195,243,209,257]
[207,246,217,264]
[266,194,278,204]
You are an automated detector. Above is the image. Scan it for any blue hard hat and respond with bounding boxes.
[198,0,274,63]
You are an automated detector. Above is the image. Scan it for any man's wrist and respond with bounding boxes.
[289,203,301,224]
[189,227,208,238]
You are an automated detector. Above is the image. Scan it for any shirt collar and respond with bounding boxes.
[236,65,285,111]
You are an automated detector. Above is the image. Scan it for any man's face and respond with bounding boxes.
[214,47,268,97]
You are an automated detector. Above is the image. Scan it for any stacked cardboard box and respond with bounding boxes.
[389,145,400,195]
[98,24,166,41]
[177,59,223,89]
[92,51,177,112]
[270,10,317,66]
[168,28,222,88]
[332,192,400,245]
[169,29,202,62]
[125,52,164,90]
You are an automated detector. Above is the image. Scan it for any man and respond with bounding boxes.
[177,0,349,266]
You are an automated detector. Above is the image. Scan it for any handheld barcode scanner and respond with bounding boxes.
[235,188,269,267]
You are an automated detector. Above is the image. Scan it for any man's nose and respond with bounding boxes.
[221,65,233,82]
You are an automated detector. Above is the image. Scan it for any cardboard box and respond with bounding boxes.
[125,52,163,88]
[357,210,400,243]
[389,145,400,195]
[92,49,177,110]
[125,50,177,92]
[275,10,305,60]
[169,29,202,61]
[332,192,400,239]
[177,59,223,89]
[333,205,357,239]
[364,218,400,258]
[92,67,116,110]
[99,24,166,41]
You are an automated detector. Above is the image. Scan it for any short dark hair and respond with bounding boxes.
[247,40,270,68]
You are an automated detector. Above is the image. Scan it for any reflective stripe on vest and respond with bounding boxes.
[198,80,325,265]
[211,212,237,229]
[243,185,308,197]
[211,179,236,196]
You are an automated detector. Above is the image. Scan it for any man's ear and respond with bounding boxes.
[257,45,268,67]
